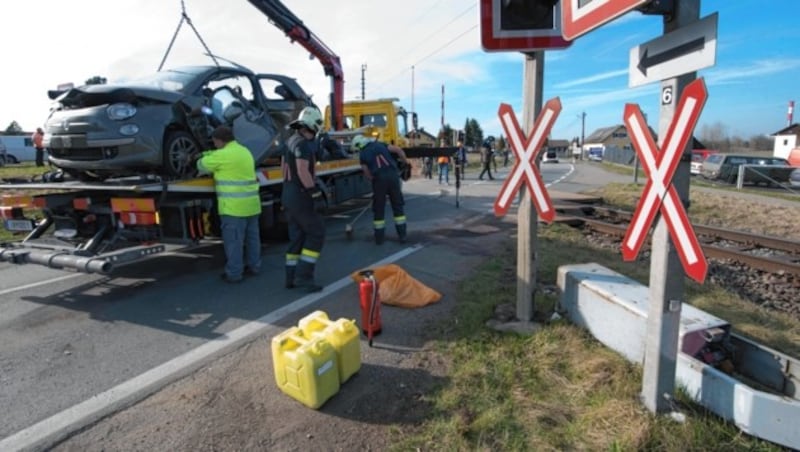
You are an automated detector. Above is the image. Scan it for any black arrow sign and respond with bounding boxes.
[637,37,706,76]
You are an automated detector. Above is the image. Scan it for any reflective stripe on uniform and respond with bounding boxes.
[373,219,386,229]
[215,179,258,186]
[300,248,320,263]
[285,253,300,266]
[216,189,259,198]
[394,215,406,225]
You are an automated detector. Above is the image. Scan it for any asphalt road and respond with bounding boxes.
[0,162,585,440]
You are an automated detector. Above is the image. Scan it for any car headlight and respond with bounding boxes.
[107,103,137,120]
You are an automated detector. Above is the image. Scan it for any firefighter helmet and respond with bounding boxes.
[351,134,374,150]
[289,106,324,134]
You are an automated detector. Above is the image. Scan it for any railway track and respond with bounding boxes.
[553,204,800,277]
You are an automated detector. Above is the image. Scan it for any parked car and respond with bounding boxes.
[543,149,559,163]
[587,147,603,161]
[700,154,794,185]
[44,65,315,180]
[690,149,718,175]
[790,168,800,188]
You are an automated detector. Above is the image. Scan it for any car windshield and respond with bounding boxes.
[127,70,199,94]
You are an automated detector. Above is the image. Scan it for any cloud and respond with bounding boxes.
[705,58,800,84]
[553,69,628,89]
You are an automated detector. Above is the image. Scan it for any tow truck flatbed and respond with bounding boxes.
[0,159,363,193]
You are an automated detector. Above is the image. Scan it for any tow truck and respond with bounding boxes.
[0,0,454,274]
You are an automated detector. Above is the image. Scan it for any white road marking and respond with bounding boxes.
[0,244,424,452]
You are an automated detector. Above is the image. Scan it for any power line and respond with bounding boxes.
[393,4,476,67]
[412,24,477,67]
[372,24,477,93]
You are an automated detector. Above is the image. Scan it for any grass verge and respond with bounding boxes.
[389,222,795,451]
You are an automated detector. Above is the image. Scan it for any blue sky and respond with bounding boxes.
[1,1,798,142]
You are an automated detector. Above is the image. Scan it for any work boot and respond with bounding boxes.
[294,261,322,293]
[396,223,407,243]
[374,228,385,245]
[284,265,296,289]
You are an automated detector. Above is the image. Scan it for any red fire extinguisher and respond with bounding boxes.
[358,270,382,346]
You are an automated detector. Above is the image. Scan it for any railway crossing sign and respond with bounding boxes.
[621,78,708,282]
[561,0,648,41]
[480,0,571,52]
[494,97,561,220]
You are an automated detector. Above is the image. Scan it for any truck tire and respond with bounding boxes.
[163,130,200,179]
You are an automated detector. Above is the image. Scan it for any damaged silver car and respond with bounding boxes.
[44,65,315,180]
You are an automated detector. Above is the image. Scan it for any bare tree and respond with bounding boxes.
[699,121,730,152]
[749,134,774,151]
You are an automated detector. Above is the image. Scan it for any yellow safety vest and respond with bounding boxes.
[197,141,261,217]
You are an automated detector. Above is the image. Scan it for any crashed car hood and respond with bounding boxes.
[55,84,183,108]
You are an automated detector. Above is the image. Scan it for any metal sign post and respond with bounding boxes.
[641,0,701,413]
[519,52,544,322]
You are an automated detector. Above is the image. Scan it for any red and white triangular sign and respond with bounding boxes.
[562,0,648,41]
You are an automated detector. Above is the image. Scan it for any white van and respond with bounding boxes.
[0,134,37,163]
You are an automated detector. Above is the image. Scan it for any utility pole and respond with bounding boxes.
[580,111,586,159]
[411,65,415,146]
[360,64,367,100]
[441,84,445,140]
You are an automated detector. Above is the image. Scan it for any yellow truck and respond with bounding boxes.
[324,98,417,148]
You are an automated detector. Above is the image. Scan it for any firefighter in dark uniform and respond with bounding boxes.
[281,107,326,292]
[352,135,409,245]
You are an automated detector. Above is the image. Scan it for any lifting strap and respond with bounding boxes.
[158,0,219,71]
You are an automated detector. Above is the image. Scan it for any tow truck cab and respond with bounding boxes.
[325,99,415,148]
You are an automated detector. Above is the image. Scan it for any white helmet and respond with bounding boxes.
[351,134,374,150]
[290,106,324,134]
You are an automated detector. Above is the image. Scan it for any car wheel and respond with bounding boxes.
[6,155,19,164]
[163,130,200,179]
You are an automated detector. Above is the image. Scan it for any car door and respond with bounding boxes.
[210,86,276,165]
[255,74,316,160]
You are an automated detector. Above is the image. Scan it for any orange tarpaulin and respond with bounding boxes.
[350,264,441,308]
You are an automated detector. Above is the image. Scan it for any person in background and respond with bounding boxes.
[423,156,433,179]
[454,140,468,180]
[281,107,327,292]
[195,126,262,284]
[479,137,495,181]
[353,134,409,245]
[32,128,45,167]
[438,154,450,185]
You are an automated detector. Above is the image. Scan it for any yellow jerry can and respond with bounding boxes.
[271,326,340,409]
[298,310,361,383]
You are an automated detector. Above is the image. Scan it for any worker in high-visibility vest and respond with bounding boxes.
[353,134,409,245]
[281,107,326,292]
[196,125,262,283]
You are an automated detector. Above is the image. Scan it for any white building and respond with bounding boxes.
[771,123,800,160]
